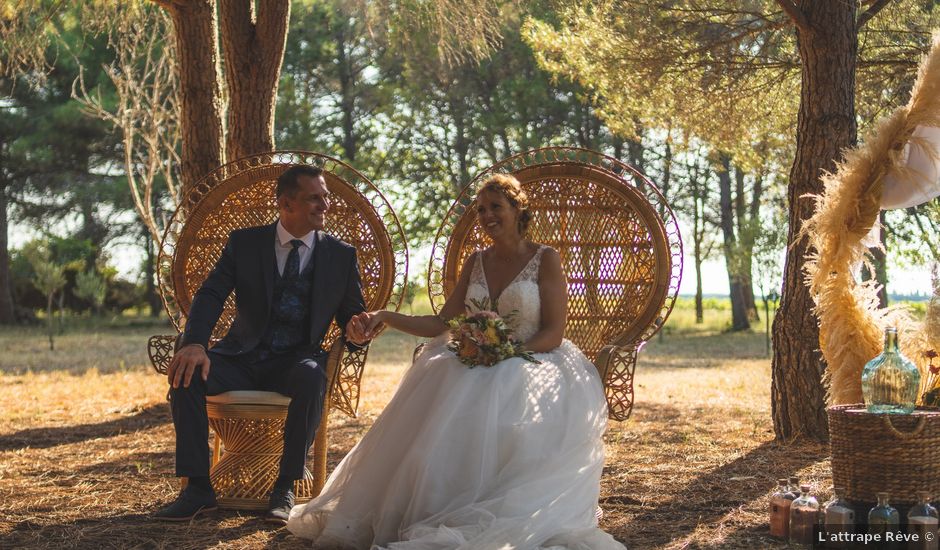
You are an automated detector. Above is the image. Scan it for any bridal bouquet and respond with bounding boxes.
[447,299,539,368]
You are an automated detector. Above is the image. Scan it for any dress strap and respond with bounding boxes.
[470,251,485,285]
[519,245,547,283]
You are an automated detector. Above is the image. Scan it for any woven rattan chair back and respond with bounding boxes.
[159,152,407,345]
[428,148,682,420]
[149,151,407,507]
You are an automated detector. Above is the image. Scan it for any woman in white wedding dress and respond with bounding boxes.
[287,174,626,550]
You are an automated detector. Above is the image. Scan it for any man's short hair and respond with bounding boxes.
[276,165,325,199]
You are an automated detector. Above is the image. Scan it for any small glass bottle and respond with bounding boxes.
[788,476,801,497]
[822,487,855,548]
[789,484,819,548]
[861,327,921,414]
[868,492,900,550]
[908,492,939,550]
[769,479,796,539]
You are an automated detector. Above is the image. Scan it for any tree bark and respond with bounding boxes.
[626,119,645,176]
[145,228,161,317]
[334,21,357,162]
[694,246,705,324]
[735,166,759,321]
[47,292,54,351]
[772,0,858,441]
[219,0,290,162]
[164,0,224,198]
[692,172,705,324]
[875,209,888,306]
[747,172,765,320]
[0,182,15,324]
[453,100,471,192]
[717,154,750,331]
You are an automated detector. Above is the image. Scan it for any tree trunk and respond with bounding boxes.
[47,292,54,351]
[612,136,624,161]
[861,211,889,307]
[145,230,161,317]
[219,0,290,162]
[335,22,357,162]
[875,210,888,306]
[695,252,704,324]
[691,171,705,324]
[626,120,645,175]
[659,141,672,215]
[717,154,750,331]
[57,287,65,332]
[735,166,759,321]
[453,102,471,193]
[164,0,224,199]
[0,183,15,324]
[748,172,766,320]
[772,0,858,441]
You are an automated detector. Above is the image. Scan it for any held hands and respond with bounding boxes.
[345,311,387,344]
[345,312,373,345]
[364,311,387,338]
[167,344,211,388]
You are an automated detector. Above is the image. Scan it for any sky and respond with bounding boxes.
[11,218,935,299]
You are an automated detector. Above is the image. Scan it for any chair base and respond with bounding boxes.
[216,480,316,511]
[206,393,317,511]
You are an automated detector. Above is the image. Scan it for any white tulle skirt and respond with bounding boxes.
[286,336,626,550]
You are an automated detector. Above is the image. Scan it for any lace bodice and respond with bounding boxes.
[465,245,546,342]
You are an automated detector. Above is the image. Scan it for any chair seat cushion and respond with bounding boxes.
[206,390,290,406]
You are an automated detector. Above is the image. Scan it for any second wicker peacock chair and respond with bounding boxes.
[147,151,407,509]
[428,147,682,420]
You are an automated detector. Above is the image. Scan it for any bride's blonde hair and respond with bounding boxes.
[476,174,532,235]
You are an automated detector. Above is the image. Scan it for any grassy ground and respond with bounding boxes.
[0,304,833,549]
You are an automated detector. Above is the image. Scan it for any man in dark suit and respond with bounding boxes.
[154,165,371,524]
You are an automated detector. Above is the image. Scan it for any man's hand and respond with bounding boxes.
[167,344,211,389]
[345,312,372,345]
[363,310,386,338]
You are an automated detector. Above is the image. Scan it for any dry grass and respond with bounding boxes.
[0,310,832,549]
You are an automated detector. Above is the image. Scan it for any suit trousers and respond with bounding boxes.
[169,347,328,482]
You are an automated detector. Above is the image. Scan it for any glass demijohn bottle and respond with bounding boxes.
[861,327,921,414]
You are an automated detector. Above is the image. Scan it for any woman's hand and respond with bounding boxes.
[364,310,388,339]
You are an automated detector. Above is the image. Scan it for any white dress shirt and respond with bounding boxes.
[275,221,316,276]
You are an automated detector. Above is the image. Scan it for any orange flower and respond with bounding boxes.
[459,340,479,359]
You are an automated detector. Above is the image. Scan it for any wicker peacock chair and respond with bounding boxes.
[147,151,407,510]
[428,147,682,420]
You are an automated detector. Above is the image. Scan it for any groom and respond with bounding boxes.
[154,165,371,524]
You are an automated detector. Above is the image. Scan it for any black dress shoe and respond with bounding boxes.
[153,486,218,522]
[265,487,294,525]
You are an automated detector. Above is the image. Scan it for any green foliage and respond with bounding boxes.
[0,0,67,85]
[275,0,628,248]
[523,1,937,165]
[74,269,107,312]
[3,4,130,254]
[21,239,66,349]
[22,240,65,297]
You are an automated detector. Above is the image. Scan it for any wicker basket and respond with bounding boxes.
[829,404,940,505]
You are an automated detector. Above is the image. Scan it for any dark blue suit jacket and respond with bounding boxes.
[180,222,367,357]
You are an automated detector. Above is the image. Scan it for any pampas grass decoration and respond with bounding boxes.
[803,32,940,406]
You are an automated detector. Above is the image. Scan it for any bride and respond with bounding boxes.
[287,174,626,549]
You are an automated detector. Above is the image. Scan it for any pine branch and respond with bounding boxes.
[857,0,893,30]
[774,0,811,34]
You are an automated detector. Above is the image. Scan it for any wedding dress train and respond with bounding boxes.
[287,246,626,549]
